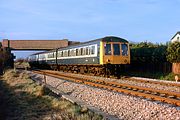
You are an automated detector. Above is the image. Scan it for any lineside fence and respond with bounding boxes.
[126,62,172,74]
[0,62,3,75]
[172,63,180,74]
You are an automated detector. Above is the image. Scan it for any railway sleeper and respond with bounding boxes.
[132,88,138,91]
[127,87,132,90]
[168,96,175,99]
[160,94,166,97]
[144,91,151,94]
[152,92,159,95]
[122,86,127,89]
[138,90,144,92]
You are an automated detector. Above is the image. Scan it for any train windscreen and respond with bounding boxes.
[113,44,120,55]
[121,44,128,56]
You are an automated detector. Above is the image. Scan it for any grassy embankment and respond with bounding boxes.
[0,69,103,120]
[123,72,177,81]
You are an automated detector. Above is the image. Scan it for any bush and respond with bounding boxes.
[166,42,180,63]
[130,42,168,63]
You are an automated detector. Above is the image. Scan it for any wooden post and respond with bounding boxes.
[0,62,3,75]
[43,72,46,85]
[14,65,16,72]
[175,75,179,82]
[172,63,180,74]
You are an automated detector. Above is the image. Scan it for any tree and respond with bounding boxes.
[166,42,180,63]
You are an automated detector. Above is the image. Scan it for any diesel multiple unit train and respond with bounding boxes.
[28,36,130,76]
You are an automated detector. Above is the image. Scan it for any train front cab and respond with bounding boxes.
[100,39,130,76]
[100,41,130,65]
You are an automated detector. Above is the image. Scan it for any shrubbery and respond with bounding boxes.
[166,42,180,63]
[130,42,168,63]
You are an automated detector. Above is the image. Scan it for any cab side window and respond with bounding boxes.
[105,44,111,55]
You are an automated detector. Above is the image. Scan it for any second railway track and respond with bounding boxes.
[32,70,180,106]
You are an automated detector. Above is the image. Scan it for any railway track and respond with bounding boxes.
[122,77,180,87]
[60,71,180,92]
[32,70,180,106]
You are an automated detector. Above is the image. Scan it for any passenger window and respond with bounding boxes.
[105,44,111,55]
[71,50,74,56]
[113,44,120,55]
[98,46,100,55]
[86,47,89,55]
[80,48,83,55]
[78,49,80,56]
[76,49,78,56]
[61,51,64,57]
[48,53,54,58]
[84,48,86,55]
[57,51,61,57]
[54,52,56,58]
[91,46,95,55]
[121,44,128,56]
[68,50,70,56]
[64,51,68,57]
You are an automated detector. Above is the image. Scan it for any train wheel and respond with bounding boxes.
[62,66,66,72]
[115,65,121,78]
[80,66,85,74]
[103,65,110,78]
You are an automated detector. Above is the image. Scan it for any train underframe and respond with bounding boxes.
[48,64,125,77]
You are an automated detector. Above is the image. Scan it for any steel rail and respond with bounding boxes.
[123,77,180,87]
[32,70,180,106]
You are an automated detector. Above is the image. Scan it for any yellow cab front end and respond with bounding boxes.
[100,37,130,65]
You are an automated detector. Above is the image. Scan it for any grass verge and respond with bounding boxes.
[123,71,178,81]
[0,69,103,120]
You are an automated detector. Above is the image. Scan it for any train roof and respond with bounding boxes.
[79,36,128,44]
[102,36,128,42]
[57,36,128,49]
[29,48,60,56]
[29,36,128,56]
[29,51,52,56]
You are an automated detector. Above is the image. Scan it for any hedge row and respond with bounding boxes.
[130,41,180,64]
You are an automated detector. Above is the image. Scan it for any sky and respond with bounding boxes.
[0,0,180,58]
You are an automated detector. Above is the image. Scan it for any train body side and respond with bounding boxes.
[55,40,100,65]
[28,36,130,69]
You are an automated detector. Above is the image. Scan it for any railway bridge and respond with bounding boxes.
[0,39,79,74]
[2,39,69,50]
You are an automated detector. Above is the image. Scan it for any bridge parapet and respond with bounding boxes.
[2,39,69,50]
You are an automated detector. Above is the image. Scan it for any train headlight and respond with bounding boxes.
[107,59,110,63]
[124,59,127,63]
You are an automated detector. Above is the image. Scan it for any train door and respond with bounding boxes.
[112,43,121,64]
[102,42,113,64]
